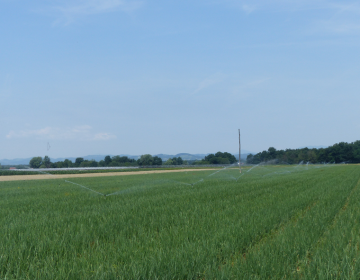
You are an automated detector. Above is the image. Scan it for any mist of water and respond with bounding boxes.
[63,160,345,198]
[247,164,260,173]
[106,187,140,196]
[165,179,192,186]
[208,163,237,177]
[65,180,105,196]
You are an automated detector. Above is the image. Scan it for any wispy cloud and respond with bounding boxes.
[241,4,257,14]
[192,73,226,95]
[216,0,360,36]
[93,132,116,140]
[228,77,271,99]
[38,0,143,25]
[6,125,116,141]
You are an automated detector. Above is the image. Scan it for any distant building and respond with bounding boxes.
[9,167,16,170]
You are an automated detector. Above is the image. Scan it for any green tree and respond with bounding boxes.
[175,157,183,165]
[79,160,98,167]
[307,150,318,163]
[111,156,136,165]
[80,160,90,167]
[43,156,51,168]
[75,158,84,167]
[165,157,183,165]
[202,152,236,164]
[153,156,163,166]
[29,157,42,168]
[104,155,112,166]
[267,147,277,159]
[63,159,73,168]
[90,160,98,167]
[137,154,152,166]
[246,154,254,164]
[137,154,157,166]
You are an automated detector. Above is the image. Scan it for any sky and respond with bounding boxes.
[1,0,360,159]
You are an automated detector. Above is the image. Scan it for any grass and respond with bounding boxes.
[1,164,360,279]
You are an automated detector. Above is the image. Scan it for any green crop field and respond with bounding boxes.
[1,164,360,279]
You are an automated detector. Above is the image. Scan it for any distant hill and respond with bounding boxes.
[0,157,33,165]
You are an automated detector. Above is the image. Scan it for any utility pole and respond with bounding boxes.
[238,129,241,173]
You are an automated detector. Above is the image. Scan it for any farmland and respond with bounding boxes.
[1,164,360,279]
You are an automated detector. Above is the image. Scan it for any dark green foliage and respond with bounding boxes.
[50,159,73,168]
[174,157,184,165]
[197,151,237,165]
[104,155,112,165]
[165,157,184,165]
[137,154,153,165]
[80,160,98,167]
[153,156,162,166]
[63,159,73,168]
[75,157,84,167]
[137,154,163,166]
[28,155,138,169]
[109,156,136,167]
[29,156,42,168]
[43,156,51,168]
[247,140,360,164]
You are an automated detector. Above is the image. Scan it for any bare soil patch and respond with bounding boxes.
[0,169,215,182]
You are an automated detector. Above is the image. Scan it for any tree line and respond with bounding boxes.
[28,151,238,168]
[194,152,237,165]
[29,154,156,168]
[246,141,360,164]
[28,154,192,168]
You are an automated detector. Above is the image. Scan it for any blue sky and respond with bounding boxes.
[1,0,360,159]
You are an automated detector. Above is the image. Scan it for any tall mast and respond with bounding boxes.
[238,129,241,173]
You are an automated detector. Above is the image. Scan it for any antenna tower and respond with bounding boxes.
[238,129,241,173]
[47,142,51,152]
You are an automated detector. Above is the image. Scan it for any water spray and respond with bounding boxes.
[208,163,238,177]
[247,164,260,173]
[65,180,105,196]
[191,179,204,186]
[165,179,192,186]
[235,173,245,182]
